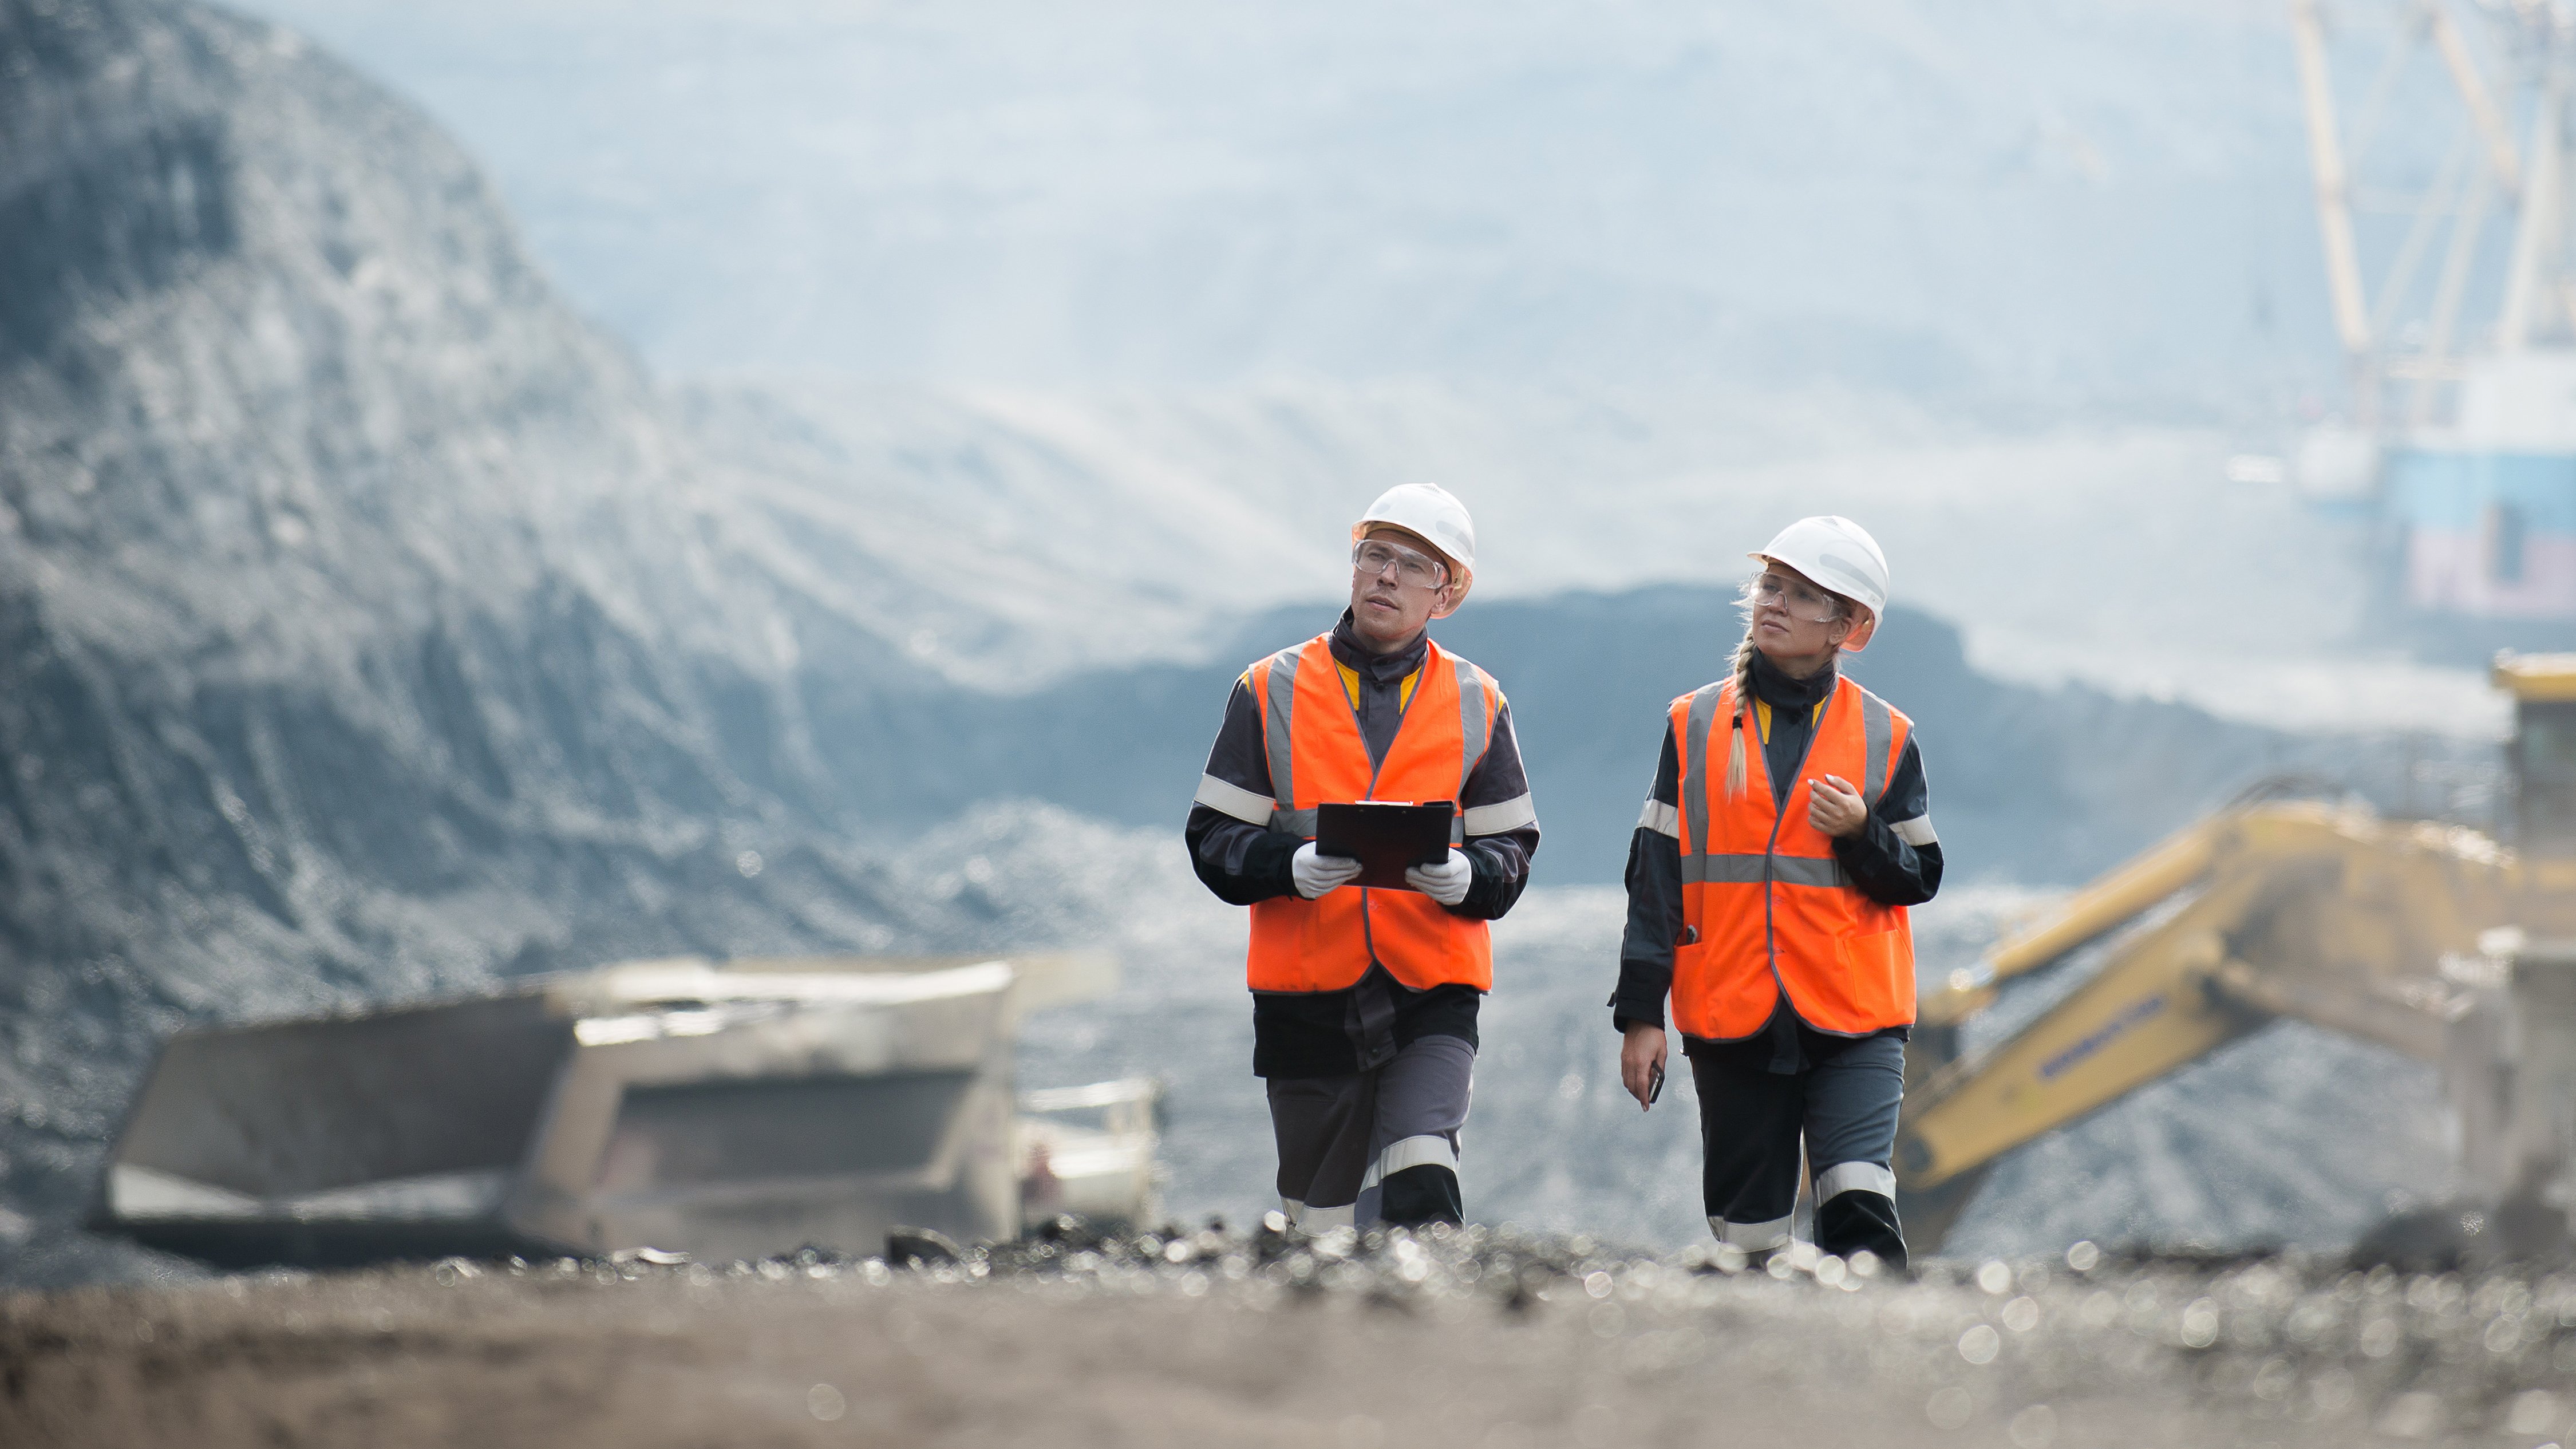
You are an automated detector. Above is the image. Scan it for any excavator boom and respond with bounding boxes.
[1902,870,2271,1193]
[1895,800,2522,1250]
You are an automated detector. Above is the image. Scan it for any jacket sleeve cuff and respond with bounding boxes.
[1832,812,1902,872]
[1609,962,1670,1032]
[1242,830,1301,901]
[1829,815,1937,907]
[1451,838,1523,919]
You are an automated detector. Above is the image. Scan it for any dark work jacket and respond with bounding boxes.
[1186,610,1540,1078]
[1611,649,1942,1073]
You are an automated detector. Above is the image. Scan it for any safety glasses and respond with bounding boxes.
[1353,538,1451,591]
[1749,571,1844,624]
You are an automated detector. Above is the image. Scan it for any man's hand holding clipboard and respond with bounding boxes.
[1404,848,1472,905]
[1310,800,1469,903]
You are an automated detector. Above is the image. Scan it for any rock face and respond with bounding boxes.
[0,0,985,1284]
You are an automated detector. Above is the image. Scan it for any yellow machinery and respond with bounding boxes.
[1895,654,2576,1250]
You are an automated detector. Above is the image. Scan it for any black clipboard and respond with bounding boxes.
[1315,800,1455,891]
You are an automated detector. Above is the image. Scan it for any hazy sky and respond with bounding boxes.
[190,0,2531,733]
[226,0,2369,413]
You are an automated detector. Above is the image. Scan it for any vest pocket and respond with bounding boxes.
[1668,937,1718,1035]
[1833,928,1913,1018]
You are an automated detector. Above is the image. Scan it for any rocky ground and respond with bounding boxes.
[6,1226,2574,1449]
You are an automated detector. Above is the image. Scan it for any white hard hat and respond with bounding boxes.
[1354,483,1476,606]
[1751,515,1889,651]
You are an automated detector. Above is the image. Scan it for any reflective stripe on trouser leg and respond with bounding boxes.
[1282,1199,1355,1231]
[1354,1033,1474,1227]
[1688,1049,1806,1242]
[1692,1034,1907,1257]
[1362,1134,1460,1190]
[1798,1038,1905,1190]
[1814,1160,1896,1204]
[1802,1036,1909,1265]
[1812,1159,1905,1264]
[1708,1213,1795,1250]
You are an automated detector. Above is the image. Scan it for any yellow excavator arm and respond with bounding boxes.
[1909,808,2237,1065]
[1894,800,2520,1248]
[1891,656,2576,1251]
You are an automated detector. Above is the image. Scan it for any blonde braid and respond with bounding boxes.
[1722,622,1758,799]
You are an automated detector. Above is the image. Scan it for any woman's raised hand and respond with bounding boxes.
[1807,774,1868,838]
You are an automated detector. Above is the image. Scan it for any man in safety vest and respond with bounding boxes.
[1610,516,1939,1268]
[1186,484,1539,1231]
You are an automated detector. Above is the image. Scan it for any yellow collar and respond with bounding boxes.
[1339,660,1420,711]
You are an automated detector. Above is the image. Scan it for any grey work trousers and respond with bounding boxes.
[1691,1032,1907,1264]
[1266,1033,1473,1230]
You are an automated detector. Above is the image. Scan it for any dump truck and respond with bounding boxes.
[92,951,1163,1268]
[1897,654,2576,1253]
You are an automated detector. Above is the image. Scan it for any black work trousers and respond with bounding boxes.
[1689,1031,1907,1266]
[1266,1033,1473,1230]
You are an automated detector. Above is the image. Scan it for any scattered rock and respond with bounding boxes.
[886,1229,962,1269]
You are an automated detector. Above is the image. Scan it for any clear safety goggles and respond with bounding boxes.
[1353,538,1451,590]
[1748,571,1846,624]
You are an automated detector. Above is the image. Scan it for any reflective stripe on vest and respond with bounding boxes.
[1668,674,1917,1041]
[1244,635,1499,993]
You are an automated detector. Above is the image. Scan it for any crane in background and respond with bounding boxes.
[2285,0,2576,632]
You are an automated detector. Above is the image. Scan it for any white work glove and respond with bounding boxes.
[1291,842,1364,899]
[1405,848,1473,906]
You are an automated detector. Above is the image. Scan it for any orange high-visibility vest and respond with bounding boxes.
[1244,635,1501,993]
[1668,674,1915,1041]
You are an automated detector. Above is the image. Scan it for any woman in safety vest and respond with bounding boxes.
[1609,516,1939,1267]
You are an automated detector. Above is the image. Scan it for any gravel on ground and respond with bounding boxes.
[6,1223,2575,1448]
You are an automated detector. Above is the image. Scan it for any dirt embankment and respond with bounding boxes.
[5,1229,2574,1448]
